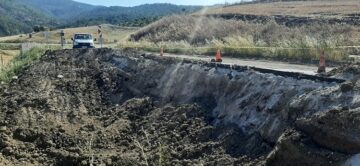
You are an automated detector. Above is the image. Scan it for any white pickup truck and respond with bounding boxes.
[71,33,95,49]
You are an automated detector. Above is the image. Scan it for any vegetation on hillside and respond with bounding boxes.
[201,0,360,17]
[0,0,202,36]
[0,46,58,82]
[0,0,57,36]
[132,15,357,47]
[67,4,202,27]
[125,15,359,63]
[17,0,95,19]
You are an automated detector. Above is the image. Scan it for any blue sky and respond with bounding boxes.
[73,0,246,7]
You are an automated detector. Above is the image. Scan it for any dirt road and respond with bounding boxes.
[163,53,335,75]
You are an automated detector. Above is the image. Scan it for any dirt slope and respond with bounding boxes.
[0,48,359,165]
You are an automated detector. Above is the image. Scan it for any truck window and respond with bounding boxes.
[75,34,92,40]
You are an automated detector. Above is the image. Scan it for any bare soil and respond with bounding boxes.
[0,48,359,165]
[0,49,266,165]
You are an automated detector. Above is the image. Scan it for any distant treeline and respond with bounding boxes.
[0,0,202,36]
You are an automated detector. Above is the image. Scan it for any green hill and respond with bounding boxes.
[17,0,96,19]
[0,0,202,37]
[70,4,202,27]
[0,0,56,36]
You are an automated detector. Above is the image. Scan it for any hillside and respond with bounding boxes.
[0,0,201,36]
[17,0,96,20]
[68,4,202,27]
[0,0,57,36]
[203,0,360,16]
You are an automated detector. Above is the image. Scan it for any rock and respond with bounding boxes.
[0,126,7,132]
[81,160,87,165]
[340,82,354,92]
[32,153,40,158]
[57,126,65,133]
[2,147,14,155]
[13,128,39,142]
[265,129,349,166]
[57,74,64,79]
[105,158,112,165]
[295,109,360,154]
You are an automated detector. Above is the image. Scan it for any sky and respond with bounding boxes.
[73,0,246,7]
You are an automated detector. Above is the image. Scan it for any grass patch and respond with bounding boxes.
[118,40,358,65]
[0,43,21,50]
[124,15,359,64]
[131,15,358,47]
[0,25,139,45]
[0,45,60,83]
[0,50,21,65]
[200,0,360,17]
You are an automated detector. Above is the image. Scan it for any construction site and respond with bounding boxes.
[0,48,358,165]
[0,0,360,165]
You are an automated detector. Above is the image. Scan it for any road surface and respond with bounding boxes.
[163,53,335,75]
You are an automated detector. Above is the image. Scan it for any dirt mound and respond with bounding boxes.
[265,129,349,166]
[0,48,359,165]
[328,63,360,81]
[267,108,360,166]
[0,49,266,165]
[296,109,360,154]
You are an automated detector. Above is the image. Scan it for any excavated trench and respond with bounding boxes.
[0,48,359,165]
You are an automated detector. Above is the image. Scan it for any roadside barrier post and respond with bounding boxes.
[160,47,164,56]
[60,30,65,49]
[98,25,103,48]
[0,54,3,67]
[317,50,326,73]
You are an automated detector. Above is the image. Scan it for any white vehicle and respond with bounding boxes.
[71,33,95,49]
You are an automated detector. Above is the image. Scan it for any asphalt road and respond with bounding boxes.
[163,53,335,75]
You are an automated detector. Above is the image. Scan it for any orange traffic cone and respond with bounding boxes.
[215,49,222,62]
[317,50,326,73]
[160,47,164,56]
[211,49,223,62]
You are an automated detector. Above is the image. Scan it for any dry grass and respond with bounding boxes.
[0,25,139,44]
[199,0,360,17]
[124,14,359,63]
[131,15,358,47]
[0,46,58,82]
[0,50,20,66]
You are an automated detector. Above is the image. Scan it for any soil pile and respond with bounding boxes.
[328,63,360,81]
[0,48,359,165]
[0,49,266,165]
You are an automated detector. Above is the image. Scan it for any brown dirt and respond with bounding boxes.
[0,48,358,165]
[0,50,19,66]
[0,48,267,165]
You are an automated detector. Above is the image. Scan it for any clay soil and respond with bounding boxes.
[0,49,267,165]
[0,48,359,166]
